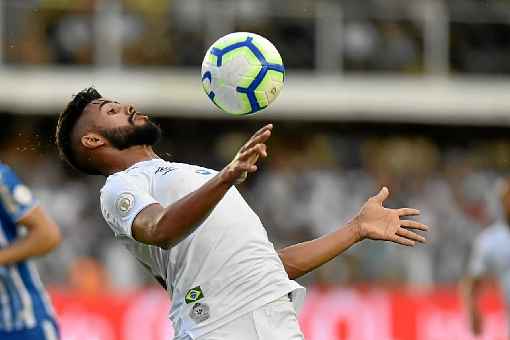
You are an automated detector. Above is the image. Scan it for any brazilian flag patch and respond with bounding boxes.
[185,286,204,304]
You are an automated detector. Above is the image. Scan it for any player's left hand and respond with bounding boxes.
[354,187,428,246]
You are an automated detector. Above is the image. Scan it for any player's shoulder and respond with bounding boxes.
[141,160,218,178]
[101,171,129,192]
[101,158,178,194]
[122,159,204,177]
[103,159,166,183]
[101,170,148,197]
[101,159,217,192]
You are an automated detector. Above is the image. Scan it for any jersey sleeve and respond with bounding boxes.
[467,235,490,278]
[0,165,37,223]
[100,174,158,239]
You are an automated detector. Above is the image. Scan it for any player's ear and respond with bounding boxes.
[81,132,106,150]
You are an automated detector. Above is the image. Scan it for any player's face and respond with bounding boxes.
[85,98,161,150]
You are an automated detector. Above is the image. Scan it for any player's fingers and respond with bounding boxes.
[238,162,258,172]
[238,144,266,161]
[396,228,426,243]
[370,187,389,204]
[238,145,259,160]
[396,208,420,217]
[242,130,272,151]
[241,124,273,149]
[391,235,416,247]
[400,219,428,231]
[252,124,273,138]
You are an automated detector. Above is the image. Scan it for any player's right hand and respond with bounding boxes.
[220,124,273,185]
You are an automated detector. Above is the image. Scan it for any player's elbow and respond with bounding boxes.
[134,220,173,250]
[278,253,305,280]
[35,220,62,254]
[132,204,174,249]
[44,221,62,251]
[148,216,195,249]
[284,264,306,280]
[20,207,62,255]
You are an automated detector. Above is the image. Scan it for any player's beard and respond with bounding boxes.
[100,120,162,150]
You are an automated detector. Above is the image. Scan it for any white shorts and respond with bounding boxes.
[195,295,304,340]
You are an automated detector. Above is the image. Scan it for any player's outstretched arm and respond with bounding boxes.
[0,206,61,266]
[278,187,428,280]
[132,124,273,248]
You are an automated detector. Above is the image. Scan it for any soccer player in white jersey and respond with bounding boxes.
[55,87,428,340]
[465,179,510,337]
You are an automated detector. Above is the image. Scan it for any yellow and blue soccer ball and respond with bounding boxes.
[201,32,285,115]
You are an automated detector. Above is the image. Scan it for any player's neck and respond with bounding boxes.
[103,145,159,176]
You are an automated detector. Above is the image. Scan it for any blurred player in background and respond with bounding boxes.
[0,163,61,340]
[55,87,428,340]
[464,178,510,338]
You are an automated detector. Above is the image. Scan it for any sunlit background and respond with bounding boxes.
[1,0,510,339]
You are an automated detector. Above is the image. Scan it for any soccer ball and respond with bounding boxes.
[201,32,285,115]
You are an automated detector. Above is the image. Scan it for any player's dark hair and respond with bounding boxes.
[55,87,102,175]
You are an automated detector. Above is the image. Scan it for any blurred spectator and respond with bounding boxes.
[1,114,506,291]
[68,257,109,295]
[3,0,510,292]
[4,0,510,74]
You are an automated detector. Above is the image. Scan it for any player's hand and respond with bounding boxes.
[220,124,272,185]
[354,187,428,246]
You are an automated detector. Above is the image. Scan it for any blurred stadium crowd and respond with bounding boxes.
[4,0,510,74]
[2,0,510,294]
[1,114,508,293]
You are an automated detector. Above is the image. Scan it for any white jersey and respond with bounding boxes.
[99,159,304,339]
[468,221,510,309]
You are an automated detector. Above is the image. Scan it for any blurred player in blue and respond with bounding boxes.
[0,163,62,340]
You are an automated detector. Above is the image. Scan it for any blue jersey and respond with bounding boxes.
[0,164,57,334]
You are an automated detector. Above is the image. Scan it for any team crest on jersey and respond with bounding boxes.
[189,302,210,323]
[185,286,204,304]
[116,193,135,216]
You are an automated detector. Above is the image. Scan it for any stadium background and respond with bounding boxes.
[1,0,510,339]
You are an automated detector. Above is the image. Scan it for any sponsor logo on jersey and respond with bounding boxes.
[116,193,135,216]
[189,302,210,323]
[155,166,176,175]
[185,286,204,304]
